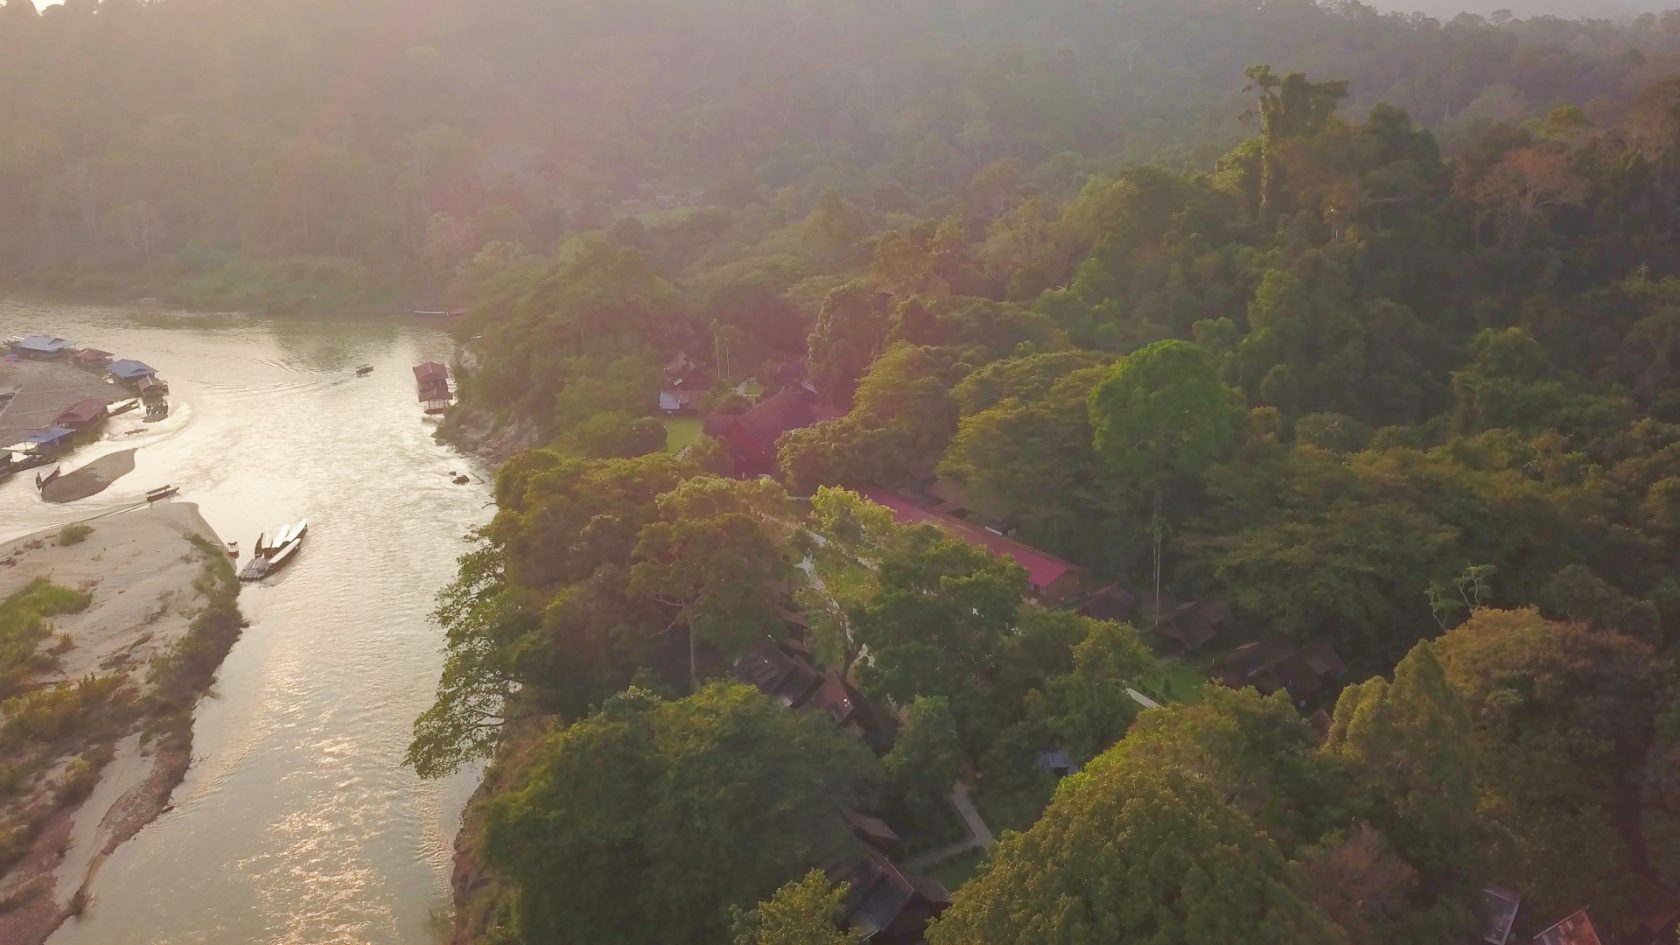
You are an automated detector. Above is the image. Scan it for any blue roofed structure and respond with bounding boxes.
[11,335,75,358]
[14,425,76,454]
[108,359,158,382]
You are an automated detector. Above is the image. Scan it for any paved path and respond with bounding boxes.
[903,782,995,872]
[1127,687,1162,710]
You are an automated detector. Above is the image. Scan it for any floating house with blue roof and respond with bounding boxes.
[107,359,160,390]
[9,335,75,360]
[12,425,77,457]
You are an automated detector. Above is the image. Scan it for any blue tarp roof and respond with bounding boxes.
[16,334,73,353]
[25,426,74,445]
[108,359,157,380]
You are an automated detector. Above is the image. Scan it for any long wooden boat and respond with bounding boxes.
[109,399,141,417]
[145,485,179,503]
[266,537,303,573]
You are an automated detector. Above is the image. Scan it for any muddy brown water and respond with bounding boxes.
[0,299,489,945]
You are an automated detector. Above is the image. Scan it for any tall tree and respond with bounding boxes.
[630,477,791,689]
[1324,645,1478,904]
[1088,339,1242,613]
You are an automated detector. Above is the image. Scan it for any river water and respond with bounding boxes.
[0,298,489,945]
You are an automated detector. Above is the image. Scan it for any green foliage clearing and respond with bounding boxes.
[0,578,92,697]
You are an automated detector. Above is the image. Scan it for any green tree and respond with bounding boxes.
[404,544,538,778]
[1089,339,1241,613]
[1022,619,1156,765]
[884,695,963,821]
[1323,645,1478,904]
[630,477,791,689]
[732,870,862,945]
[1641,697,1680,887]
[806,283,893,406]
[482,685,881,945]
[929,739,1345,945]
[1433,609,1659,921]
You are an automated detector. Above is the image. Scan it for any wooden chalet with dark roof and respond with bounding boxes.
[824,841,951,944]
[1146,599,1228,654]
[1211,635,1348,706]
[734,639,824,708]
[1480,886,1522,945]
[807,670,898,751]
[663,351,714,392]
[703,387,839,478]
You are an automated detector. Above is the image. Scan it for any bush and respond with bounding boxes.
[57,524,94,546]
[0,578,93,695]
[0,675,129,747]
[55,758,100,806]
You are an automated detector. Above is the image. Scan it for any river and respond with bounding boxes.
[0,298,489,945]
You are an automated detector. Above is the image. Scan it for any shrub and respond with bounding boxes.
[0,578,92,695]
[55,758,100,807]
[57,524,94,546]
[1,676,129,747]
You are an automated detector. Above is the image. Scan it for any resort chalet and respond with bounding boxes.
[1210,636,1348,707]
[702,387,839,478]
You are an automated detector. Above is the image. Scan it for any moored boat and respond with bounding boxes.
[356,364,374,376]
[265,537,303,573]
[146,485,179,502]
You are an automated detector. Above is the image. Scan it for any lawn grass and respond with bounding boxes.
[1137,659,1208,705]
[662,416,703,453]
[924,848,985,891]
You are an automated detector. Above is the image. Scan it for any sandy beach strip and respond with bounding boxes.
[0,504,236,945]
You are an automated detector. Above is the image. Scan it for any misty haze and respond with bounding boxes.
[1,1,1678,945]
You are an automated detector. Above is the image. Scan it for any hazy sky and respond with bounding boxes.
[1371,0,1674,16]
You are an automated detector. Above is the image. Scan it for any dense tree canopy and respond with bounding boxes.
[366,3,1680,939]
[481,685,881,945]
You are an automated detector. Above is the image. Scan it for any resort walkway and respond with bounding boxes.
[903,782,995,872]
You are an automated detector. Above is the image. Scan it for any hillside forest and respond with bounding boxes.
[7,1,1680,945]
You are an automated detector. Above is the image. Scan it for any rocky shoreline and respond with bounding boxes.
[0,505,244,945]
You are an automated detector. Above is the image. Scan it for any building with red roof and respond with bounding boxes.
[860,489,1088,604]
[55,399,108,431]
